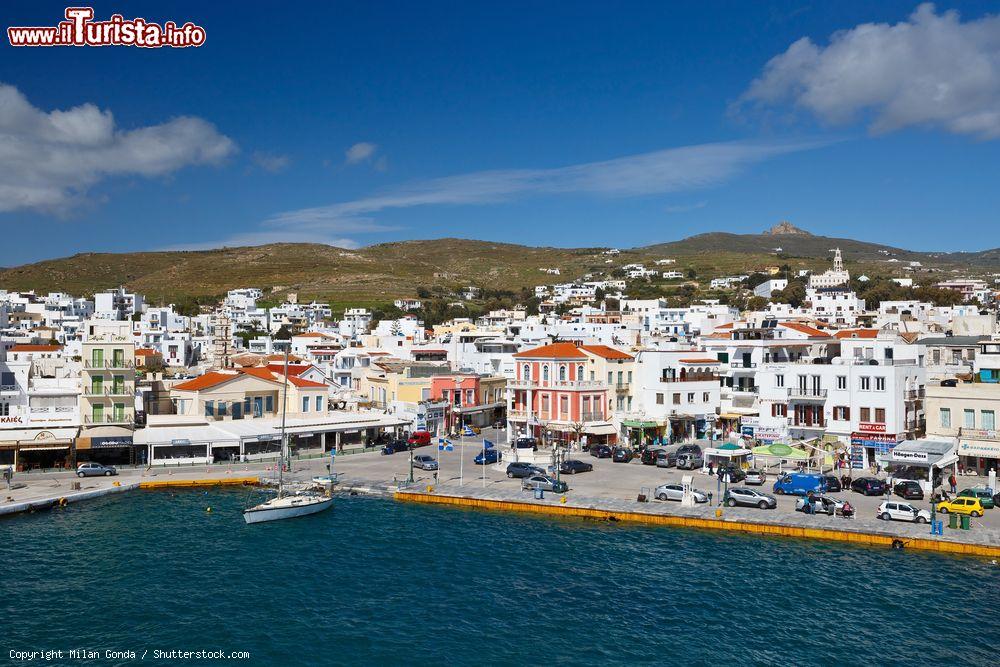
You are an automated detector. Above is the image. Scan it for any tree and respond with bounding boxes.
[685,268,698,279]
[772,279,807,308]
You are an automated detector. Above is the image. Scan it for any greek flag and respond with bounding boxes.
[483,439,494,450]
[463,425,476,437]
[438,438,454,452]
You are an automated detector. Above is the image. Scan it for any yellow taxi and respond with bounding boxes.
[936,496,985,517]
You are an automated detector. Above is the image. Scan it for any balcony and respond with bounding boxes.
[731,385,759,394]
[84,385,135,398]
[787,418,826,429]
[614,383,630,394]
[507,379,608,391]
[786,387,828,400]
[0,383,17,393]
[660,374,719,384]
[29,406,76,415]
[83,359,135,370]
[730,361,757,369]
[84,413,134,425]
[904,388,926,401]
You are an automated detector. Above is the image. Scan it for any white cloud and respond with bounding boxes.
[345,142,378,164]
[251,151,290,173]
[264,139,825,231]
[0,83,237,214]
[738,4,1000,139]
[664,201,707,213]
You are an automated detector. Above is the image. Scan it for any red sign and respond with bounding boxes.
[0,416,23,424]
[858,422,886,433]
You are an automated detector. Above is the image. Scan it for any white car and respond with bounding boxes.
[653,483,708,503]
[877,501,931,524]
[795,495,845,516]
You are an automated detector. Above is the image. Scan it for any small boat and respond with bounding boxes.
[244,335,333,524]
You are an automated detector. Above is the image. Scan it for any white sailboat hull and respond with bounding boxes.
[243,494,333,524]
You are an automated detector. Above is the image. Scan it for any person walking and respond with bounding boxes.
[949,472,957,495]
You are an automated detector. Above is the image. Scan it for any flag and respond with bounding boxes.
[438,438,454,452]
[483,439,494,450]
[463,425,476,437]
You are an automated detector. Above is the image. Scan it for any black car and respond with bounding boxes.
[894,480,924,500]
[640,448,662,465]
[380,439,411,455]
[851,477,886,496]
[716,464,746,483]
[612,447,634,463]
[822,475,842,492]
[506,461,544,479]
[560,459,594,474]
[676,444,702,457]
[589,444,613,458]
[515,437,538,451]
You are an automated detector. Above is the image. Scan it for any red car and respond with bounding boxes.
[407,431,432,447]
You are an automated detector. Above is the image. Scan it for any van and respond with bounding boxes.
[772,472,826,496]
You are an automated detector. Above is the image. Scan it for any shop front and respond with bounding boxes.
[76,426,136,465]
[850,425,901,470]
[0,427,77,471]
[956,434,1000,475]
[621,419,664,446]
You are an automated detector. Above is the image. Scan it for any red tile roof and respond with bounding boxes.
[513,342,588,359]
[10,344,62,352]
[172,371,244,391]
[779,322,830,338]
[834,329,879,339]
[175,367,328,391]
[579,344,633,360]
[135,348,158,356]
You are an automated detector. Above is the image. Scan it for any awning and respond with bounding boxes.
[19,445,69,451]
[890,438,955,466]
[622,420,660,428]
[719,413,744,420]
[583,423,618,435]
[455,401,505,413]
[0,426,78,443]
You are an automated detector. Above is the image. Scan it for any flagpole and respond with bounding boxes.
[459,424,465,487]
[482,437,486,488]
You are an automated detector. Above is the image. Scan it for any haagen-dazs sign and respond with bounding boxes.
[891,449,929,463]
[0,416,23,424]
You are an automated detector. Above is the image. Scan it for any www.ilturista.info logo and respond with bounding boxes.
[8,7,206,48]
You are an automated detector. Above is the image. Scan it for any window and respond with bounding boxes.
[0,371,13,388]
[837,376,847,390]
[940,408,951,428]
[233,401,243,420]
[687,393,694,402]
[244,398,252,415]
[543,366,550,382]
[302,397,310,412]
[656,393,664,405]
[607,371,613,384]
[964,409,975,429]
[983,410,995,431]
[265,395,274,413]
[875,408,885,423]
[627,371,633,383]
[703,392,709,402]
[860,407,870,422]
[875,377,886,391]
[560,395,569,416]
[775,374,784,388]
[559,365,566,382]
[523,364,531,380]
[577,364,584,379]
[205,400,215,417]
[217,401,227,417]
[859,377,871,391]
[672,393,681,405]
[833,406,850,421]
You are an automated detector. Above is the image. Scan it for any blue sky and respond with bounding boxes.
[1,1,998,262]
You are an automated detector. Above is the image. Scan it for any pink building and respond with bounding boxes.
[507,343,617,445]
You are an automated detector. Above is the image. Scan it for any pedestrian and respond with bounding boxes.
[707,461,714,476]
[948,472,957,494]
[3,466,10,489]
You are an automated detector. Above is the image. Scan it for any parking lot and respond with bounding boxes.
[334,434,1000,531]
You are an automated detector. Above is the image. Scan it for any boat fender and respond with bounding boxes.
[891,539,904,550]
[57,497,67,507]
[206,507,212,513]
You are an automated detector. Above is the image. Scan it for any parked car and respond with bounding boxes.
[893,480,924,500]
[653,483,708,503]
[655,449,678,468]
[407,431,433,447]
[589,445,613,459]
[772,473,825,496]
[474,449,502,465]
[795,495,844,515]
[77,462,117,477]
[559,459,593,475]
[958,486,995,509]
[850,477,886,496]
[506,462,544,479]
[676,443,703,457]
[724,487,777,509]
[744,469,766,485]
[380,439,410,455]
[412,455,438,471]
[936,497,984,517]
[514,437,538,451]
[612,447,635,463]
[822,475,842,492]
[676,452,704,470]
[877,501,931,523]
[715,464,746,483]
[641,448,664,465]
[521,474,568,493]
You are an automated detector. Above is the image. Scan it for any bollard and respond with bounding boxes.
[715,509,723,518]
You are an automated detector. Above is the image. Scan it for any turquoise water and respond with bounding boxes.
[2,490,998,666]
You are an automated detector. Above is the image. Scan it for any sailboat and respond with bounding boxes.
[244,329,333,524]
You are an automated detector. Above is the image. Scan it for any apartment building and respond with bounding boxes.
[77,321,136,463]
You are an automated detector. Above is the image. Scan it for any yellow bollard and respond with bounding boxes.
[426,485,435,493]
[560,496,567,504]
[715,509,723,518]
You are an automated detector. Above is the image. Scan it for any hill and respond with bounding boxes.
[1,226,997,307]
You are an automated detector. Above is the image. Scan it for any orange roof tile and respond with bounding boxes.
[779,322,830,338]
[135,348,158,356]
[288,376,328,389]
[578,344,633,360]
[513,342,588,359]
[172,371,245,391]
[834,329,879,339]
[10,344,62,352]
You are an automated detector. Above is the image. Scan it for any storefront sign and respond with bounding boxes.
[0,416,23,424]
[960,428,1000,442]
[858,422,886,433]
[958,441,1000,459]
[890,449,929,463]
[850,444,865,469]
[92,436,133,448]
[851,432,900,469]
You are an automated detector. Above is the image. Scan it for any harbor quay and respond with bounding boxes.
[5,428,1000,557]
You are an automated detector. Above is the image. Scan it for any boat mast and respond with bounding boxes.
[276,326,292,498]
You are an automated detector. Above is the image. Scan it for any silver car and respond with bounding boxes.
[676,453,704,470]
[77,462,117,477]
[655,450,677,468]
[653,483,708,503]
[521,474,566,492]
[724,487,777,509]
[412,455,438,471]
[744,469,766,485]
[795,495,844,515]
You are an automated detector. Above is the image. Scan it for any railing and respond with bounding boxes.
[959,427,1000,441]
[508,409,528,420]
[732,385,759,394]
[660,374,719,384]
[786,387,827,399]
[904,389,926,400]
[507,379,608,390]
[83,359,134,370]
[614,383,630,393]
[84,385,135,398]
[580,412,605,422]
[730,361,757,369]
[0,384,17,392]
[84,414,134,425]
[787,417,826,428]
